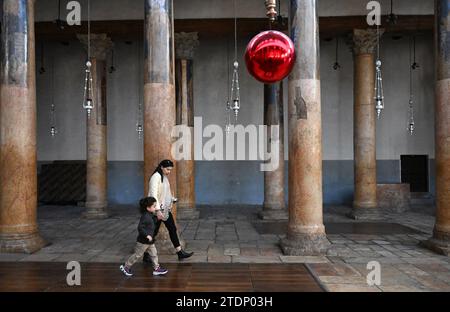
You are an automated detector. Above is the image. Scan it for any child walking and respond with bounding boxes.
[120,197,168,277]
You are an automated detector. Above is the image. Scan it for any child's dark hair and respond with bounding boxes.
[139,197,157,214]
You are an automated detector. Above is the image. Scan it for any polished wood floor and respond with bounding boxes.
[0,262,324,292]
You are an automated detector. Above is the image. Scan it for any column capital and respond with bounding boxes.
[349,29,384,55]
[77,33,113,61]
[175,32,199,60]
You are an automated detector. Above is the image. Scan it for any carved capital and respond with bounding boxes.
[350,29,384,55]
[77,33,113,61]
[175,32,199,60]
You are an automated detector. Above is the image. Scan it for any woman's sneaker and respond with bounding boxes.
[120,265,133,277]
[153,266,168,276]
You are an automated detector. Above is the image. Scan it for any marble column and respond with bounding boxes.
[174,32,199,220]
[348,29,383,220]
[423,0,450,256]
[280,0,330,255]
[259,82,287,220]
[144,0,182,253]
[78,34,113,219]
[0,0,46,253]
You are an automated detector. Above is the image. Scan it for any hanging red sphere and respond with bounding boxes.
[245,30,296,83]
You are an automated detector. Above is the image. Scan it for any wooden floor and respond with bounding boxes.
[0,262,324,292]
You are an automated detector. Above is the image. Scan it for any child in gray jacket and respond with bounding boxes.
[120,197,168,277]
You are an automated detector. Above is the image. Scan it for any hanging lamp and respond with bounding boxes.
[408,36,418,135]
[82,0,94,118]
[374,25,385,119]
[227,0,240,123]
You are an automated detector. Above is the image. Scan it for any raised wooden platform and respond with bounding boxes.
[0,262,324,292]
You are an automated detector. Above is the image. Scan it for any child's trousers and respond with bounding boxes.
[125,242,159,269]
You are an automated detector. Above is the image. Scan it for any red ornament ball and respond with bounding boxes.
[245,30,296,83]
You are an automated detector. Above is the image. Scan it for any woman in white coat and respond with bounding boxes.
[143,159,193,262]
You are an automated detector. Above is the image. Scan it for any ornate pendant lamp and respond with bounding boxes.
[225,0,241,131]
[82,0,94,118]
[374,25,385,119]
[408,36,419,135]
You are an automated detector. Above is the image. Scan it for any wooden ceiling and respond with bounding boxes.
[34,15,433,42]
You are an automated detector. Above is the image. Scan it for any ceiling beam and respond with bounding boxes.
[33,15,433,42]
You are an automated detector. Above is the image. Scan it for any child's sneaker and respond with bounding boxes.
[120,264,133,277]
[153,266,168,276]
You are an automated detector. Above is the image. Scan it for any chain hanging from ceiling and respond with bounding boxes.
[50,57,57,137]
[109,47,116,74]
[39,42,46,74]
[333,37,341,70]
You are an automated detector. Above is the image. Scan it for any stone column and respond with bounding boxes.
[174,32,199,220]
[78,34,113,219]
[423,0,450,256]
[348,29,382,220]
[259,82,287,220]
[280,0,330,255]
[144,0,182,253]
[0,0,46,253]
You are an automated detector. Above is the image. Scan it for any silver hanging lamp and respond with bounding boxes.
[82,0,94,118]
[374,25,385,119]
[229,0,240,122]
[408,36,417,135]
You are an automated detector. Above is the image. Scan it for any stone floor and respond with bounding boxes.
[1,204,449,292]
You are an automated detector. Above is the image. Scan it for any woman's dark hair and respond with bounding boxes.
[152,159,174,182]
[139,196,157,214]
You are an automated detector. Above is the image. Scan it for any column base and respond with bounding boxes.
[280,233,330,256]
[0,232,47,254]
[83,201,108,219]
[347,208,387,221]
[420,238,450,256]
[258,209,288,220]
[82,209,109,220]
[177,207,200,220]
